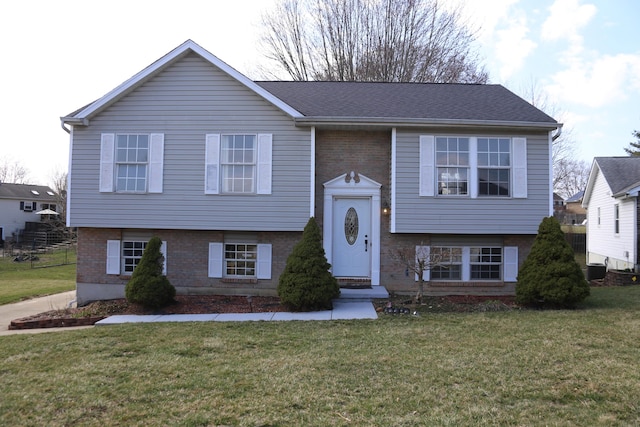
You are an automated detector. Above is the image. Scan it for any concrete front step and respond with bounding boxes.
[336,286,389,301]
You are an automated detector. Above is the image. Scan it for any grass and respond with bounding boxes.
[0,249,76,305]
[0,286,639,426]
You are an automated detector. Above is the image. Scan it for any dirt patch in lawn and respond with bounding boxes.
[374,294,518,314]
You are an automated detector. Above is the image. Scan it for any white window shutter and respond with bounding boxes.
[205,134,220,194]
[257,134,273,194]
[415,245,431,281]
[504,246,518,282]
[419,136,435,196]
[100,134,115,192]
[257,244,272,279]
[208,242,223,278]
[160,241,167,275]
[148,133,164,193]
[512,138,527,198]
[469,137,478,199]
[106,240,121,275]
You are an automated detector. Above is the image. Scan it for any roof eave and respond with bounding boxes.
[294,116,561,130]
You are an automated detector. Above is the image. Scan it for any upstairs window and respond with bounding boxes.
[436,137,469,195]
[478,138,511,197]
[116,134,149,192]
[614,204,620,234]
[221,135,256,193]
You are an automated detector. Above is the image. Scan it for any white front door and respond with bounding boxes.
[332,198,371,277]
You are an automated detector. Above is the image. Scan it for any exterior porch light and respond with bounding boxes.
[382,201,390,215]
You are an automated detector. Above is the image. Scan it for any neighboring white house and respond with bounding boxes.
[583,157,640,271]
[0,183,58,246]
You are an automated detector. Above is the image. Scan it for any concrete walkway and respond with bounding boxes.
[1,287,386,334]
[0,291,79,336]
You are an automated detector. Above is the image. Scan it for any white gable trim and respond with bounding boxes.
[68,40,303,121]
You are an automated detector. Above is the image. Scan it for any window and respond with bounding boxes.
[122,241,147,274]
[221,135,256,193]
[470,247,502,280]
[436,137,469,195]
[20,201,35,211]
[41,204,57,212]
[597,207,601,226]
[224,243,257,277]
[614,204,619,234]
[116,134,149,192]
[431,247,463,280]
[478,138,510,196]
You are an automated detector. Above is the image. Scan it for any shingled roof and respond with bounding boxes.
[594,157,640,196]
[256,81,557,125]
[0,183,57,200]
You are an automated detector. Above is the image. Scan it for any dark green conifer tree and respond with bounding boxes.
[516,216,589,308]
[125,236,176,309]
[278,217,340,311]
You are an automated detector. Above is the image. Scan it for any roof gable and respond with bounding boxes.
[62,40,302,123]
[583,157,640,206]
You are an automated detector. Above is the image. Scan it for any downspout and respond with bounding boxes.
[61,121,71,134]
[552,124,563,142]
[549,124,564,215]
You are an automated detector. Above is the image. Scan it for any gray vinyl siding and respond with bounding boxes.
[395,128,550,234]
[69,53,311,231]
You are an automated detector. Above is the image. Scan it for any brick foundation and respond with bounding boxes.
[603,270,640,287]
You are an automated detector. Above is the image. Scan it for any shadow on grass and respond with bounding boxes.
[578,285,640,310]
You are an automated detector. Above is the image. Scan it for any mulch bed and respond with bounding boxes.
[9,295,287,330]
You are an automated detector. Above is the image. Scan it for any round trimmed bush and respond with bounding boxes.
[125,236,176,310]
[278,217,340,311]
[516,216,589,308]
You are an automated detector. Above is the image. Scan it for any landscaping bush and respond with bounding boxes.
[516,216,590,308]
[125,236,175,310]
[278,217,340,311]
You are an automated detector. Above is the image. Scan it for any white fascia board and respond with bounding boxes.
[70,40,303,121]
[294,116,561,130]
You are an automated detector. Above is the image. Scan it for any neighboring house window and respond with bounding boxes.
[205,133,272,195]
[436,137,469,195]
[470,247,502,280]
[122,241,147,274]
[478,138,510,196]
[41,204,56,211]
[20,201,36,211]
[614,204,619,234]
[221,135,256,193]
[116,134,149,192]
[225,243,257,277]
[100,133,164,193]
[430,247,463,280]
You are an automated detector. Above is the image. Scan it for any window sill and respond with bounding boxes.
[429,281,505,287]
[221,278,258,284]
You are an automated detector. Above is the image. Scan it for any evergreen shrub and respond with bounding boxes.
[278,217,340,311]
[125,236,176,310]
[516,216,590,308]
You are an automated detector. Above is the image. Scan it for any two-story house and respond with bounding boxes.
[0,182,58,247]
[61,40,560,305]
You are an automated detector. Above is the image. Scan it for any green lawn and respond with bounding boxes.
[1,286,639,426]
[0,249,76,304]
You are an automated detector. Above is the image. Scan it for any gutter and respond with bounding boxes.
[60,116,89,134]
[551,124,563,141]
[293,116,561,131]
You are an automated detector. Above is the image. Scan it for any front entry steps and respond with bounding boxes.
[337,286,389,302]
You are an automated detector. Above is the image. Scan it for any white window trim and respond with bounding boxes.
[106,239,167,276]
[205,133,272,195]
[208,242,272,279]
[415,245,518,282]
[419,135,527,199]
[100,133,164,193]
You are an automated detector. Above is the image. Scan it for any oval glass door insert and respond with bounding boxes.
[344,207,359,245]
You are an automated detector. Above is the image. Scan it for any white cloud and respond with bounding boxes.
[541,0,596,57]
[494,17,538,81]
[546,53,640,108]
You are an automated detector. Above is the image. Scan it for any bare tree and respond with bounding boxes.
[260,0,488,83]
[49,168,68,219]
[0,157,30,184]
[389,245,456,303]
[554,158,590,199]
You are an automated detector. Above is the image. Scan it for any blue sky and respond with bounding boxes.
[1,0,638,187]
